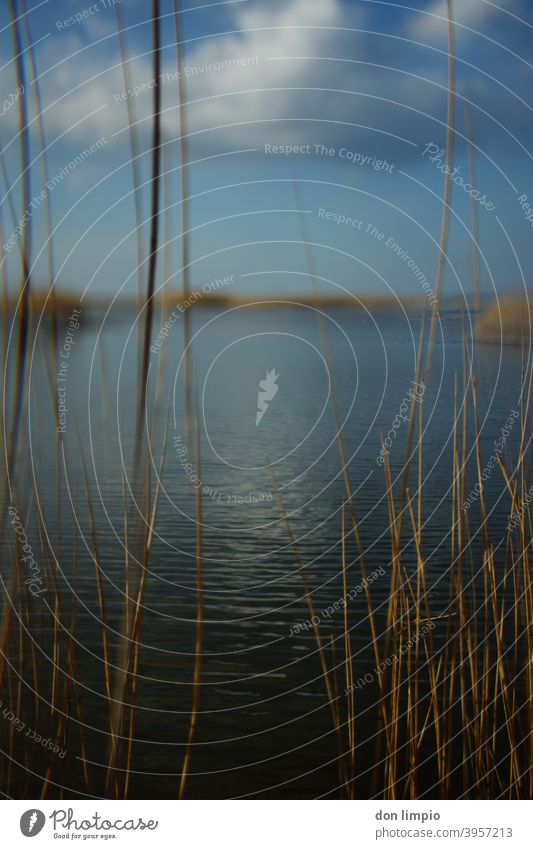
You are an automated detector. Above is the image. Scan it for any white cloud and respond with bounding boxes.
[30,0,525,164]
[39,0,355,150]
[172,0,348,147]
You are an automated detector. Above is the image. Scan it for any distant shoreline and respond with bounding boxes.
[3,289,481,315]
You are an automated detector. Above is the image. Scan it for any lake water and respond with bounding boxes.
[3,304,526,798]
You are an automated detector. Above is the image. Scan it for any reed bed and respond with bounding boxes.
[0,0,531,802]
[275,359,533,800]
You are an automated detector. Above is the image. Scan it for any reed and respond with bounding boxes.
[6,0,32,481]
[178,416,204,800]
[272,249,532,798]
[425,0,456,376]
[0,0,531,803]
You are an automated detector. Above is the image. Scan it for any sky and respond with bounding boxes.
[0,0,532,303]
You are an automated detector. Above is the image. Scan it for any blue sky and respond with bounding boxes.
[1,0,532,302]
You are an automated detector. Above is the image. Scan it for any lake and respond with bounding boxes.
[2,303,526,798]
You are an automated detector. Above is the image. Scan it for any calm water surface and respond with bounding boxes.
[5,305,526,798]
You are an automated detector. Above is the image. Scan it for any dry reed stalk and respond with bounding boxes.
[173,0,193,447]
[485,546,521,794]
[435,377,461,797]
[121,414,170,798]
[78,448,112,707]
[380,447,402,798]
[403,389,428,798]
[114,0,145,317]
[404,490,444,791]
[20,0,58,366]
[394,314,426,546]
[425,0,456,376]
[6,0,32,481]
[101,0,163,799]
[341,502,356,788]
[135,0,162,469]
[464,103,481,312]
[178,418,204,799]
[0,212,9,374]
[108,419,169,798]
[469,376,495,793]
